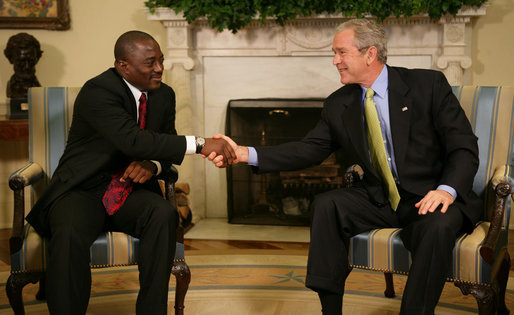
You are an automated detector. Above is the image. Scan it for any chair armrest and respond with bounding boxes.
[159,165,184,243]
[490,164,514,192]
[479,165,512,264]
[8,162,44,254]
[160,165,179,203]
[9,162,44,190]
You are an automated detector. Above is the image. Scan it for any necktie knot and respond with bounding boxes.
[139,92,147,104]
[366,88,374,100]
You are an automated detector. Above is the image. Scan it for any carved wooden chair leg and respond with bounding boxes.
[455,282,497,315]
[496,251,511,315]
[172,260,191,315]
[6,272,44,315]
[384,272,395,298]
[36,273,46,300]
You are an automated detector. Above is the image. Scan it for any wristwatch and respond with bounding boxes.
[195,136,205,154]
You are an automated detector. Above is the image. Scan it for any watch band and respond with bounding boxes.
[195,136,205,154]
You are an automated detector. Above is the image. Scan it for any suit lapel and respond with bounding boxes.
[340,85,377,176]
[114,71,138,122]
[387,66,411,173]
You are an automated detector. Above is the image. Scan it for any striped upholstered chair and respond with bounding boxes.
[7,87,190,314]
[346,86,513,314]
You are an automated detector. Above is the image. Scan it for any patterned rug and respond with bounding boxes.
[0,253,512,314]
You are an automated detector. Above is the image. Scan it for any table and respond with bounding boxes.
[0,118,28,141]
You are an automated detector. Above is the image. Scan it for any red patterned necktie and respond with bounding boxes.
[138,92,147,129]
[102,93,147,215]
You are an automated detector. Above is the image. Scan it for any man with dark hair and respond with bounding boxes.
[213,19,481,314]
[26,30,235,314]
[4,32,43,99]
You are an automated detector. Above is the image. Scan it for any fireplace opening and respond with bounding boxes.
[226,99,344,226]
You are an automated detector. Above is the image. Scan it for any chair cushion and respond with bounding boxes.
[10,224,184,272]
[348,222,505,285]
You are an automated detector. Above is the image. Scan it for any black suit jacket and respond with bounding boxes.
[27,68,187,236]
[255,66,481,231]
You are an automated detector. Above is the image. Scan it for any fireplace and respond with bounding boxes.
[148,8,488,221]
[226,99,343,225]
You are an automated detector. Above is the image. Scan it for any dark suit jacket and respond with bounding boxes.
[27,68,187,236]
[255,66,481,231]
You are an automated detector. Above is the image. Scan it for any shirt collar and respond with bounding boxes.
[361,65,388,100]
[123,78,147,103]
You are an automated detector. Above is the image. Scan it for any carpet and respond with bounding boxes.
[0,253,512,314]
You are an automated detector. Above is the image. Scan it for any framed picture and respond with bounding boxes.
[0,0,70,30]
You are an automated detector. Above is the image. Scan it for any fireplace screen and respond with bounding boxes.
[226,99,344,226]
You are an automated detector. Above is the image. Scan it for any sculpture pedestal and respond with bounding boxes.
[8,99,28,120]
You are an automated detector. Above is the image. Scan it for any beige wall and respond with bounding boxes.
[0,0,513,228]
[471,0,514,85]
[0,0,167,93]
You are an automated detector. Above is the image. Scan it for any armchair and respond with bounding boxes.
[6,87,191,314]
[346,85,513,314]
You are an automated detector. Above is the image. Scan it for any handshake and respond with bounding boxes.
[200,134,248,168]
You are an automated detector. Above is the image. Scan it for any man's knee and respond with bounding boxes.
[402,209,463,252]
[148,199,178,229]
[311,191,339,217]
[418,209,463,237]
[48,190,105,237]
[311,189,359,225]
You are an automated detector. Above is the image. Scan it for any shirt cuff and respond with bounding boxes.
[248,147,258,166]
[150,160,162,175]
[437,184,457,200]
[185,136,196,154]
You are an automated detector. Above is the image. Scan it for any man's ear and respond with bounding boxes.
[366,46,378,65]
[115,59,128,73]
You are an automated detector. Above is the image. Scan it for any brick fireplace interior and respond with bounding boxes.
[226,99,344,226]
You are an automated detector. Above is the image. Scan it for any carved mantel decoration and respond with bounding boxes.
[149,7,488,84]
[147,7,488,219]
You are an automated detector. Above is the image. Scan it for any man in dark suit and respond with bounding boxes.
[26,31,235,314]
[213,19,481,314]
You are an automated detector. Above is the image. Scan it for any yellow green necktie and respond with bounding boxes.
[364,88,400,210]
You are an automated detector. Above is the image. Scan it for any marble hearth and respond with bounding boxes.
[147,7,488,220]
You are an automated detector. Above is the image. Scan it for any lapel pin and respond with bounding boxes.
[402,107,408,112]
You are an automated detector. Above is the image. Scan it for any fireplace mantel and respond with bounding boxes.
[149,7,488,83]
[148,8,488,220]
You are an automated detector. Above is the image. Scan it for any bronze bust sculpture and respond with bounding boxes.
[4,33,43,99]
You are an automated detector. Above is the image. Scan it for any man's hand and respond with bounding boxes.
[205,134,248,168]
[415,190,455,215]
[121,160,156,184]
[201,137,237,167]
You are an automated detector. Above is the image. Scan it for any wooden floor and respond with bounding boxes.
[0,228,512,270]
[184,238,311,250]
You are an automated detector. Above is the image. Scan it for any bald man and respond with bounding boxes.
[26,31,235,314]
